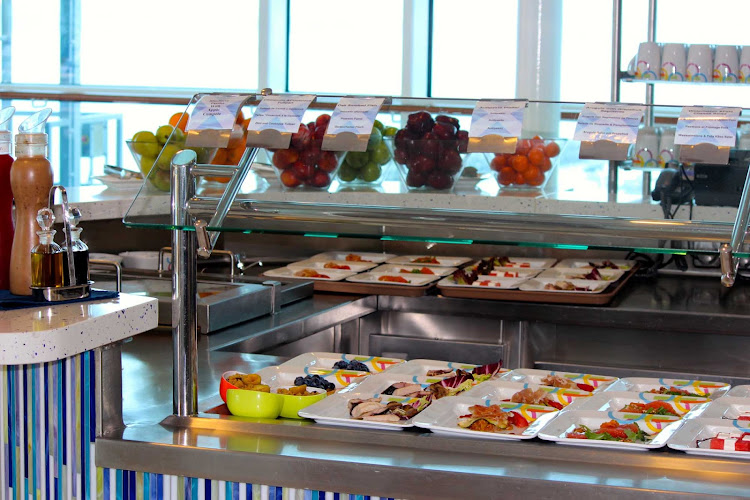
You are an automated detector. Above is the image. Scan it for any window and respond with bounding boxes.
[287,0,404,95]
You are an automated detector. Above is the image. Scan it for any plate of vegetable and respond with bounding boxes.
[604,378,731,400]
[501,368,618,393]
[412,395,560,440]
[570,391,709,418]
[537,410,683,450]
[667,418,750,459]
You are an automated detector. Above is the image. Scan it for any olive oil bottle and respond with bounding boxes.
[31,208,64,288]
[62,208,89,286]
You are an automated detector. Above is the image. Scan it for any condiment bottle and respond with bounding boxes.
[0,106,15,290]
[9,109,53,295]
[31,208,64,288]
[62,207,89,286]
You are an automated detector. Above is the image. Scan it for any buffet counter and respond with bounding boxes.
[95,275,750,499]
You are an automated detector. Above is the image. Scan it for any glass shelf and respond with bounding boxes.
[123,93,750,260]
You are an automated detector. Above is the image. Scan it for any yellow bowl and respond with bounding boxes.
[225,388,283,419]
[278,389,327,419]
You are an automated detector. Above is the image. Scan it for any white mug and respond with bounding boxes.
[713,45,739,83]
[739,46,750,83]
[660,43,687,81]
[686,44,713,82]
[658,128,680,167]
[635,42,661,80]
[632,127,659,168]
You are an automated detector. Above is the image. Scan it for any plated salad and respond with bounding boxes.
[567,420,650,443]
[457,404,531,434]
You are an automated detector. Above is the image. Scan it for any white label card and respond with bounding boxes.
[675,106,741,147]
[326,97,385,136]
[573,103,646,144]
[469,100,526,139]
[247,94,316,135]
[186,94,252,132]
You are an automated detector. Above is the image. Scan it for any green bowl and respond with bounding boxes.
[225,388,283,419]
[279,389,327,419]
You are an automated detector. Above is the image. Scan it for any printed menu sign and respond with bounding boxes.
[468,100,527,153]
[185,94,253,148]
[246,94,316,149]
[573,103,645,144]
[675,106,740,165]
[322,97,386,152]
[675,107,740,146]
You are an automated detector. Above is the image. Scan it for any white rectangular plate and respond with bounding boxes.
[436,275,529,290]
[411,395,560,440]
[692,397,750,421]
[277,352,405,376]
[262,267,356,281]
[537,268,625,281]
[518,278,610,293]
[386,359,480,377]
[667,418,750,459]
[253,365,369,390]
[341,372,440,398]
[727,385,750,398]
[555,258,636,270]
[298,392,428,430]
[466,257,557,270]
[462,380,592,409]
[537,410,683,450]
[570,391,709,418]
[369,264,457,277]
[345,272,440,286]
[604,378,731,399]
[385,255,473,267]
[286,259,376,273]
[501,368,618,392]
[307,252,396,264]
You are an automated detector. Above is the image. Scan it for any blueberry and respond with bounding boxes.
[294,376,304,386]
[333,361,348,370]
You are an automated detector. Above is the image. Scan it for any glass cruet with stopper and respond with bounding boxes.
[62,207,89,286]
[31,207,64,289]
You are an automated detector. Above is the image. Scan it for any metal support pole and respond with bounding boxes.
[609,0,623,202]
[642,0,658,200]
[171,149,198,416]
[720,167,750,287]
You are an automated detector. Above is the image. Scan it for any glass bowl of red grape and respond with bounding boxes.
[391,111,479,192]
[269,113,345,191]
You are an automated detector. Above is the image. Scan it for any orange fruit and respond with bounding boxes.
[169,112,189,132]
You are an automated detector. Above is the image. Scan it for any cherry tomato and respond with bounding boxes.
[528,147,546,167]
[510,154,530,173]
[544,141,561,158]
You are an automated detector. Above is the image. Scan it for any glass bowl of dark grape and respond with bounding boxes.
[392,111,478,192]
[332,360,370,372]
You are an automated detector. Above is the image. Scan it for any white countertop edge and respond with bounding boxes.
[0,293,158,365]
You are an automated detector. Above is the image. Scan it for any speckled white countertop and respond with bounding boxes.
[0,293,157,365]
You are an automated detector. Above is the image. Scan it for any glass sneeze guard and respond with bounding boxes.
[123,93,750,262]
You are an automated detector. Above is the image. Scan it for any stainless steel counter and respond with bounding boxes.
[97,277,750,499]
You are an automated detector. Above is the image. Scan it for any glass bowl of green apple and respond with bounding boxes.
[127,125,215,192]
[335,121,398,186]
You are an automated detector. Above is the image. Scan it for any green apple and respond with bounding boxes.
[155,144,181,170]
[383,126,398,137]
[155,124,177,145]
[373,120,385,132]
[344,151,369,169]
[149,168,171,192]
[139,155,156,176]
[370,140,391,165]
[360,162,382,182]
[131,131,160,157]
[338,164,357,182]
[367,127,383,150]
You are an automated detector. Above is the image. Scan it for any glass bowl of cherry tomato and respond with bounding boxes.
[489,138,566,191]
